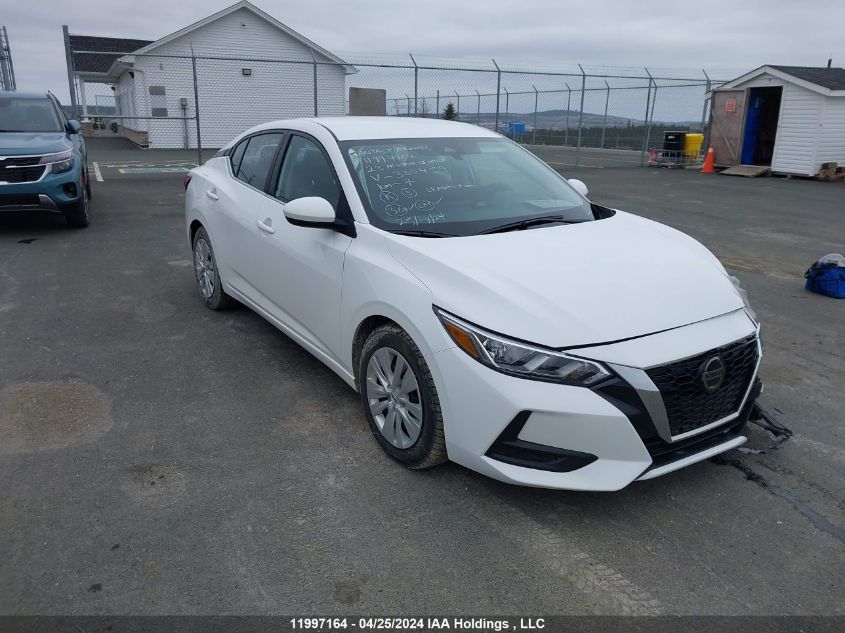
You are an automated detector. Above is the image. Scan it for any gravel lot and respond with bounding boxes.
[1,149,843,616]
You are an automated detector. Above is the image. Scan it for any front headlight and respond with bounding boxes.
[729,275,757,323]
[39,150,74,174]
[434,307,612,386]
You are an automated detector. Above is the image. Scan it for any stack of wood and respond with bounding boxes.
[815,162,845,182]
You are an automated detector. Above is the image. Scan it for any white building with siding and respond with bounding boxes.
[709,65,845,176]
[67,1,354,149]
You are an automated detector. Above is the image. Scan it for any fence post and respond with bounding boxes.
[405,94,411,116]
[310,50,318,116]
[575,64,586,167]
[601,80,610,149]
[62,26,79,119]
[700,69,711,133]
[564,83,571,145]
[410,54,418,116]
[639,68,653,166]
[701,70,713,156]
[493,59,501,133]
[476,89,481,125]
[190,47,203,165]
[436,90,440,119]
[532,85,538,144]
[455,92,460,119]
[504,87,509,132]
[645,70,658,160]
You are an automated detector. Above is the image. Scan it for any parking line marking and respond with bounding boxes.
[92,162,104,182]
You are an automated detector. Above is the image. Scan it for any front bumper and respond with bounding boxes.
[430,309,760,491]
[0,164,85,214]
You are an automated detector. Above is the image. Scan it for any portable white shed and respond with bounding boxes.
[708,65,845,176]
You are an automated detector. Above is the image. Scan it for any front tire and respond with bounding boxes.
[192,227,233,310]
[358,324,447,469]
[64,173,90,228]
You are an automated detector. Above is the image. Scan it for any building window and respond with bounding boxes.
[149,85,167,117]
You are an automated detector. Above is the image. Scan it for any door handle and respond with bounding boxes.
[257,219,276,234]
[206,190,219,200]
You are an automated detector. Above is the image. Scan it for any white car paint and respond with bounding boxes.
[185,117,761,491]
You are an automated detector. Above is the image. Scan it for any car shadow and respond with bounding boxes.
[0,211,70,235]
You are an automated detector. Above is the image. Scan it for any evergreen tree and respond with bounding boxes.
[443,102,457,120]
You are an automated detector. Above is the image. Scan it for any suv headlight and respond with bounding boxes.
[729,275,757,323]
[434,307,612,386]
[39,150,74,174]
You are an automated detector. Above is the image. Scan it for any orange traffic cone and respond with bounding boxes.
[701,146,716,173]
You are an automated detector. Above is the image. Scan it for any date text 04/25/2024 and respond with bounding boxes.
[289,618,546,631]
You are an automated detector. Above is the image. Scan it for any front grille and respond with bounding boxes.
[0,165,47,183]
[646,335,758,437]
[0,194,40,207]
[0,156,41,168]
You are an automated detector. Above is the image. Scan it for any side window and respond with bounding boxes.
[274,135,341,210]
[236,133,283,189]
[230,139,248,176]
[149,86,168,117]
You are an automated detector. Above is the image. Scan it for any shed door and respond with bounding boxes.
[710,90,747,166]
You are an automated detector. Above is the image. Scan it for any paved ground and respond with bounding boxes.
[0,154,843,616]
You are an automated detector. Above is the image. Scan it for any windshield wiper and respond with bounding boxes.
[480,215,589,235]
[390,229,458,238]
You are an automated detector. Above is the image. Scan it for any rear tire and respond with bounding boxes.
[192,226,233,310]
[358,324,447,469]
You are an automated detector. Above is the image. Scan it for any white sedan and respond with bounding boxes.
[185,117,762,491]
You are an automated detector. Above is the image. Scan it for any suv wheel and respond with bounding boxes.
[64,173,90,228]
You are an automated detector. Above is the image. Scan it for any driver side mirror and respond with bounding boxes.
[568,178,588,197]
[283,196,336,228]
[67,120,82,135]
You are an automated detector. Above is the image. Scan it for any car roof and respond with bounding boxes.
[0,90,50,100]
[248,116,501,141]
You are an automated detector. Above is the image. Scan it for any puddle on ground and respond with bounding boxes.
[0,381,112,454]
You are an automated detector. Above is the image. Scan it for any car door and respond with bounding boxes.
[251,133,354,364]
[209,132,285,302]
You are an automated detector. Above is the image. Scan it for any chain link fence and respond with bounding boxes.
[68,50,725,168]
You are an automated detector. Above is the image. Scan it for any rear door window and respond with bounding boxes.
[230,140,248,175]
[235,133,284,190]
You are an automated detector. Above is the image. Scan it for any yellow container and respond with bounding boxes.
[684,133,704,158]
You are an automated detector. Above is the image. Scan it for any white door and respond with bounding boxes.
[252,133,353,362]
[213,132,285,303]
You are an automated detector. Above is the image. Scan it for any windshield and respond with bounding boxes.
[0,97,63,133]
[341,137,594,236]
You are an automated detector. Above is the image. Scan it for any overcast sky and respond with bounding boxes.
[4,0,843,103]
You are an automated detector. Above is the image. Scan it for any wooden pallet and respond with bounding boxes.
[719,164,771,178]
[815,162,844,182]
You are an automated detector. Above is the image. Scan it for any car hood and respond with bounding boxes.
[385,210,743,348]
[0,132,71,155]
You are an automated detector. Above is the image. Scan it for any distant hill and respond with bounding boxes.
[398,108,699,130]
